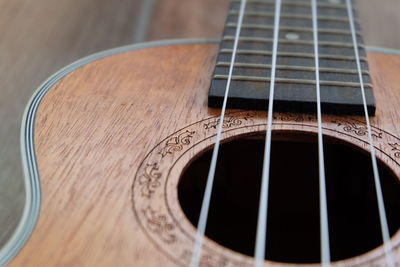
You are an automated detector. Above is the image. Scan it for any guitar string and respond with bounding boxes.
[189,0,248,266]
[345,0,394,266]
[253,0,281,266]
[311,0,331,266]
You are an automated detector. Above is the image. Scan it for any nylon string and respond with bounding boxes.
[346,0,394,266]
[189,0,248,266]
[254,1,282,266]
[311,0,331,266]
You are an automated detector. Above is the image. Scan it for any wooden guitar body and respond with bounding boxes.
[4,40,400,266]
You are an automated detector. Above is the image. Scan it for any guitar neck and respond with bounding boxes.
[208,0,375,115]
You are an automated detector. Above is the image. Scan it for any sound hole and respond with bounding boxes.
[178,133,400,263]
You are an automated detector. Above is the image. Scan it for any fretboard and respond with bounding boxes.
[208,0,375,115]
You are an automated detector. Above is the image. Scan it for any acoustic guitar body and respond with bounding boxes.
[6,40,400,266]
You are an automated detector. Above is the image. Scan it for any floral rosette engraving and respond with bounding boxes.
[159,130,195,158]
[333,120,383,139]
[274,113,315,122]
[139,163,162,198]
[204,113,255,130]
[389,143,400,158]
[143,207,177,244]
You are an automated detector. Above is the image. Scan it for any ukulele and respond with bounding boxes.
[2,0,400,266]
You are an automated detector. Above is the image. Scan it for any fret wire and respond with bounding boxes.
[216,62,370,75]
[222,36,365,48]
[232,0,348,9]
[226,23,362,35]
[220,49,368,61]
[213,75,373,88]
[229,10,356,23]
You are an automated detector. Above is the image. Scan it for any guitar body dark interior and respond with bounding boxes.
[6,41,400,266]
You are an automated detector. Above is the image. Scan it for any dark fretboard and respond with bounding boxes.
[208,0,375,115]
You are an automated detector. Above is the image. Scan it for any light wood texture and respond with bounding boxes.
[8,44,400,266]
[357,0,400,49]
[0,0,140,247]
[147,0,400,50]
[147,0,230,40]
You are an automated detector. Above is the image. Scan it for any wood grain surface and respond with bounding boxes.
[1,0,400,254]
[147,0,230,41]
[0,0,140,248]
[7,43,400,266]
[148,0,400,50]
[357,0,400,49]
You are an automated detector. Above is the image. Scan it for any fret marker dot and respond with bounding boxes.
[285,33,300,40]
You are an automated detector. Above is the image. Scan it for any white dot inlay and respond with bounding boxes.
[285,32,300,40]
